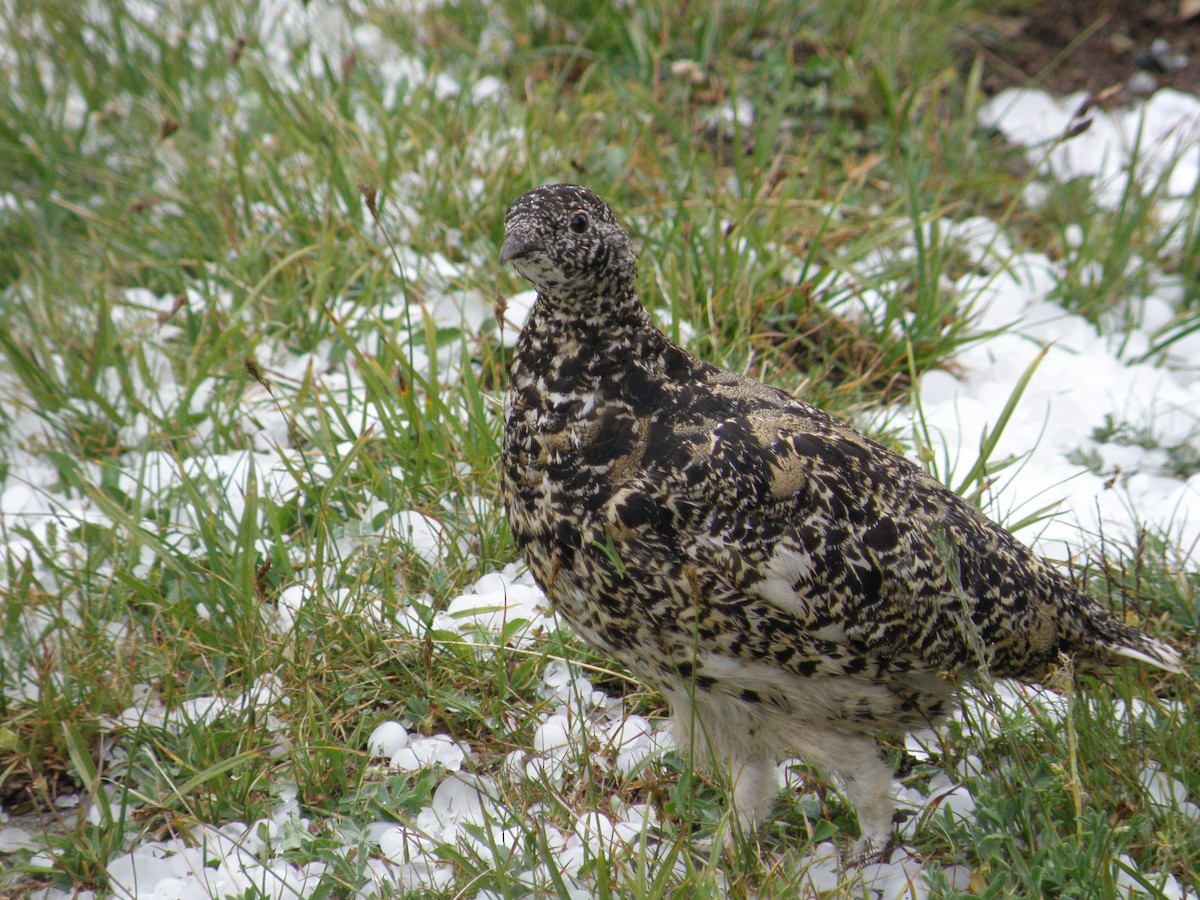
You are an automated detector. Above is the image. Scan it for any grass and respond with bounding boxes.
[1,0,1198,897]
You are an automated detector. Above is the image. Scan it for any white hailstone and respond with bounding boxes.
[710,99,754,129]
[269,797,303,834]
[113,700,169,734]
[300,861,329,891]
[0,484,36,516]
[0,826,35,852]
[670,59,704,82]
[414,804,454,844]
[431,773,497,826]
[445,580,548,639]
[948,215,1014,266]
[1113,854,1190,899]
[245,673,285,708]
[540,822,568,854]
[938,865,974,891]
[389,734,466,772]
[378,825,436,864]
[613,801,659,832]
[646,727,675,755]
[273,350,324,385]
[928,775,976,824]
[426,290,490,332]
[396,859,454,893]
[554,842,588,878]
[524,754,566,788]
[258,861,313,899]
[367,721,409,758]
[602,714,655,775]
[217,820,254,851]
[778,756,815,793]
[1137,763,1195,815]
[1132,296,1171,336]
[363,821,398,844]
[796,841,842,893]
[992,681,1067,731]
[873,850,930,900]
[544,671,610,713]
[269,584,309,633]
[903,727,941,762]
[501,749,527,782]
[105,850,180,898]
[612,818,644,847]
[194,826,246,869]
[164,842,203,878]
[151,875,205,899]
[359,857,405,897]
[542,659,572,690]
[391,594,435,636]
[847,286,893,330]
[1076,260,1104,288]
[573,811,618,850]
[533,714,573,754]
[955,754,985,781]
[390,510,457,565]
[982,87,1200,218]
[460,825,524,866]
[441,491,492,521]
[471,571,509,596]
[896,773,976,842]
[895,793,926,842]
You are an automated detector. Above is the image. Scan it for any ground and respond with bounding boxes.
[974,0,1200,99]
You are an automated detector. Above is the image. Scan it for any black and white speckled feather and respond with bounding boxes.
[499,184,1183,858]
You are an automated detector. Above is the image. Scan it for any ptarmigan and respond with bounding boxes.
[498,183,1183,858]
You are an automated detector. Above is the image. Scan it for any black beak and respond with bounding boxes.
[499,235,539,264]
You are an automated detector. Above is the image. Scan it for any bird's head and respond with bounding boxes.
[500,184,638,305]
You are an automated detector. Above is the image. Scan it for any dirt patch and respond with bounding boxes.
[969,0,1200,99]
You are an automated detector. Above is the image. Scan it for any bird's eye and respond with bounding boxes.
[569,211,589,233]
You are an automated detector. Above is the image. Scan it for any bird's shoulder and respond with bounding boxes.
[645,361,936,514]
[626,362,1078,670]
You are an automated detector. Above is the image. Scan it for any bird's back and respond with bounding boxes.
[503,298,1180,721]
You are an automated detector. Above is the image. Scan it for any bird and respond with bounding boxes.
[497,183,1183,859]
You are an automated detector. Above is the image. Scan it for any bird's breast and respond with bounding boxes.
[503,386,645,505]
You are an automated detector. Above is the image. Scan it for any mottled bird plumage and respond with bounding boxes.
[500,184,1182,856]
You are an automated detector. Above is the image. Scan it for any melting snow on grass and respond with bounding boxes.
[1,0,1197,891]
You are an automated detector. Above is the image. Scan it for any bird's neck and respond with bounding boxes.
[536,282,644,330]
[512,287,670,386]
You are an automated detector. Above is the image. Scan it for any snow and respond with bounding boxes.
[980,87,1200,211]
[915,91,1200,569]
[1,0,1197,891]
[1114,853,1194,899]
[1137,763,1200,821]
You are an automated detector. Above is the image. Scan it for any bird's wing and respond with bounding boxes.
[659,399,1072,677]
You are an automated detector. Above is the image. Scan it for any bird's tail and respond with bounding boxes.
[1082,604,1184,675]
[1103,632,1184,674]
